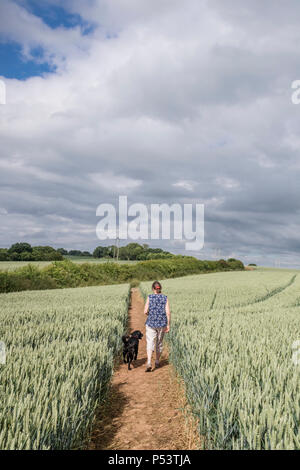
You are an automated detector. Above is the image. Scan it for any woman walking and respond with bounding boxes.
[143,281,171,372]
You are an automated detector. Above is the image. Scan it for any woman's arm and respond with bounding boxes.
[165,298,171,333]
[144,296,149,315]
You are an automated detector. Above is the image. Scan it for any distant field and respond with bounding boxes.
[0,257,138,271]
[255,266,300,272]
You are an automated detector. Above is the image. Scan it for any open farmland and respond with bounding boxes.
[1,267,299,451]
[0,283,129,450]
[141,268,300,449]
[0,258,138,272]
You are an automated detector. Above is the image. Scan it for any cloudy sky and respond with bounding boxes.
[0,0,300,266]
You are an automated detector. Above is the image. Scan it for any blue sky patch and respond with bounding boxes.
[0,41,56,80]
[0,1,97,80]
[22,0,96,35]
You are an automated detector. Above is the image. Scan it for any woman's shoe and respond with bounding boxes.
[145,366,152,372]
[154,361,160,369]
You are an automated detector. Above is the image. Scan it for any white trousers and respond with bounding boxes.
[146,325,165,355]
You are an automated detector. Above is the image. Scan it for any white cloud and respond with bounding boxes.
[172,180,195,192]
[0,0,300,264]
[215,177,240,190]
[89,172,142,192]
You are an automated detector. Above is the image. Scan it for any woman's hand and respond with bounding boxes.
[144,296,149,316]
[165,299,171,333]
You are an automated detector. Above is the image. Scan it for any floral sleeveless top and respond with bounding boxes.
[146,294,168,328]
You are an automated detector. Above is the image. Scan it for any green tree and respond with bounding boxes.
[20,252,35,261]
[68,250,83,257]
[10,252,21,261]
[227,259,244,270]
[8,243,32,254]
[0,248,9,261]
[32,246,63,261]
[93,246,110,258]
[57,248,68,256]
[126,243,144,260]
[82,251,92,257]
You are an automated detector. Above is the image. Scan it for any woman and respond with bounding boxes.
[143,281,171,372]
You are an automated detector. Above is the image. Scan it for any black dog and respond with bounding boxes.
[122,330,143,370]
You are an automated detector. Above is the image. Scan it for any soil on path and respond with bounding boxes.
[88,288,200,450]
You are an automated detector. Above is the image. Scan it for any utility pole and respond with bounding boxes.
[116,236,120,262]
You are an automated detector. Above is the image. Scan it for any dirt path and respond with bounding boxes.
[88,288,200,450]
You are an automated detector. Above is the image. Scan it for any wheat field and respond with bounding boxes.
[0,284,129,450]
[141,268,300,449]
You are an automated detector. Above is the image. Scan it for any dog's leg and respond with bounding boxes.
[123,350,127,364]
[134,343,138,361]
[128,352,133,370]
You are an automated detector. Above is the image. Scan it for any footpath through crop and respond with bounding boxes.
[88,288,200,450]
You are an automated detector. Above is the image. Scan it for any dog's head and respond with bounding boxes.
[122,334,130,344]
[130,330,143,340]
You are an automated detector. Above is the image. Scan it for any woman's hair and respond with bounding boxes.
[152,281,162,293]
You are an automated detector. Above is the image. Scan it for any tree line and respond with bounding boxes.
[0,243,63,262]
[92,243,174,261]
[0,242,175,262]
[0,242,246,269]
